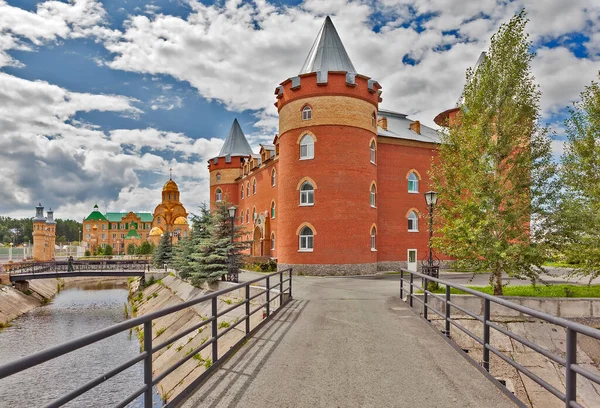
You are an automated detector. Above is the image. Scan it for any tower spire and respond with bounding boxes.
[218,118,253,157]
[299,16,356,75]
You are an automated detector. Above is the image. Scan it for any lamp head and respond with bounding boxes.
[228,206,237,219]
[424,191,438,206]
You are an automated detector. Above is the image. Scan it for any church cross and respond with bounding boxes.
[169,167,173,179]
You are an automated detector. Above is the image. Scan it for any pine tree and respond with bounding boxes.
[554,74,600,278]
[430,10,557,295]
[185,201,246,286]
[153,233,173,267]
[173,203,213,279]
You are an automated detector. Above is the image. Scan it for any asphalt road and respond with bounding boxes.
[181,273,516,408]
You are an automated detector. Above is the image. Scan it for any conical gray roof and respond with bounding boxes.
[218,119,253,157]
[299,16,357,75]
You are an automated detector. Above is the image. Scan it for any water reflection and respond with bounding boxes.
[0,280,160,407]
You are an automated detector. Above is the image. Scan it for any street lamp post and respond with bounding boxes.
[227,206,238,283]
[422,191,439,282]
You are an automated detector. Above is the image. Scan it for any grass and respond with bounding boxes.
[543,261,580,268]
[420,284,600,298]
[217,321,230,329]
[156,327,166,337]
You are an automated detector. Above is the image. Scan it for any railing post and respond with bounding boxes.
[212,297,218,364]
[445,285,451,337]
[289,268,293,298]
[266,277,270,317]
[483,298,490,372]
[245,284,250,336]
[423,277,428,321]
[565,328,577,407]
[279,271,283,308]
[400,270,404,299]
[409,273,414,307]
[143,320,153,407]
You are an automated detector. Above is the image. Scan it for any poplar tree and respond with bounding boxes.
[554,74,600,278]
[430,10,556,295]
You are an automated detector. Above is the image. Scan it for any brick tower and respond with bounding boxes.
[275,17,382,275]
[208,119,254,209]
[32,203,55,261]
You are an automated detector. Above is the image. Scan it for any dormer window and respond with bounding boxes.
[302,105,312,120]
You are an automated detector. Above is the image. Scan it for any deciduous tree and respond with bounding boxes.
[430,10,556,295]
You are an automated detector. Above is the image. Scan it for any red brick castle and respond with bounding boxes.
[209,17,444,275]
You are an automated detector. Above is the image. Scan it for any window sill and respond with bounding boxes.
[408,191,419,194]
[370,161,376,165]
[371,205,376,208]
[299,157,314,161]
[298,249,313,252]
[299,203,314,207]
[371,249,377,252]
[408,230,419,233]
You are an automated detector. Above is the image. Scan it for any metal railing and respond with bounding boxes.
[8,259,150,276]
[399,269,600,408]
[0,268,293,407]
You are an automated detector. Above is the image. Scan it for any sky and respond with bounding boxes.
[1,0,599,221]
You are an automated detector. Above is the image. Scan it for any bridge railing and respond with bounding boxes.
[8,259,150,276]
[399,269,600,408]
[0,268,293,407]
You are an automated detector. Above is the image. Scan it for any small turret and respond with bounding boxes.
[46,208,56,225]
[34,203,46,222]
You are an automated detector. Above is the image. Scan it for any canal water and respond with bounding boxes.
[0,280,160,407]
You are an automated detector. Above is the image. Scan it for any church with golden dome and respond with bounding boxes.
[82,175,189,254]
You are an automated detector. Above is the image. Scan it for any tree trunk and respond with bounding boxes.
[493,268,503,296]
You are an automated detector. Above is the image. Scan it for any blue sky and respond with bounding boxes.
[0,0,599,220]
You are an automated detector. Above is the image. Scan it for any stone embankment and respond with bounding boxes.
[128,274,278,404]
[0,279,61,327]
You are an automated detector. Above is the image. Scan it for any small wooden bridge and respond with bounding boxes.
[8,259,149,282]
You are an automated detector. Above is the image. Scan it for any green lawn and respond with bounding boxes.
[422,284,600,298]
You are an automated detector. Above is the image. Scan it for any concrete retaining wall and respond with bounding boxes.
[0,279,59,326]
[410,293,600,318]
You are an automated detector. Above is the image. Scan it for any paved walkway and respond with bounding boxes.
[182,273,516,408]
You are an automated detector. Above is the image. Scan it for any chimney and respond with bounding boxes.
[377,116,388,130]
[410,120,421,135]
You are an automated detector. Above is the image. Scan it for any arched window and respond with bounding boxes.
[271,233,275,251]
[299,226,314,251]
[215,188,223,202]
[271,168,276,186]
[300,135,314,160]
[271,201,276,218]
[302,105,312,120]
[168,193,171,200]
[408,172,419,193]
[370,185,376,207]
[252,207,256,220]
[216,173,221,182]
[246,182,250,197]
[246,209,249,224]
[253,179,257,195]
[371,227,376,250]
[241,186,244,199]
[370,141,376,164]
[157,217,161,225]
[408,211,419,232]
[300,182,314,205]
[372,112,376,127]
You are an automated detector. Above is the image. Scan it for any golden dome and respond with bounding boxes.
[150,227,164,236]
[163,179,179,192]
[174,216,188,225]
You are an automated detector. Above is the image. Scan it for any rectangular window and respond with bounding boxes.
[408,180,419,193]
[300,190,314,205]
[102,234,106,239]
[112,234,116,239]
[408,219,418,232]
[121,234,124,239]
[113,223,117,229]
[371,235,376,250]
[102,224,106,230]
[86,234,90,239]
[86,224,90,231]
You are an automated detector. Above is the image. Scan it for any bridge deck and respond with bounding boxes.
[9,271,145,281]
[181,273,517,408]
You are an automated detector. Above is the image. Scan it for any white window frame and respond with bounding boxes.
[216,189,223,202]
[271,233,275,251]
[271,202,276,219]
[253,179,257,195]
[299,227,314,252]
[370,141,376,164]
[300,135,314,160]
[370,185,376,208]
[271,169,276,186]
[408,211,419,232]
[408,173,419,193]
[246,182,250,197]
[302,106,312,121]
[241,186,244,199]
[216,173,221,181]
[371,228,376,251]
[299,182,315,206]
